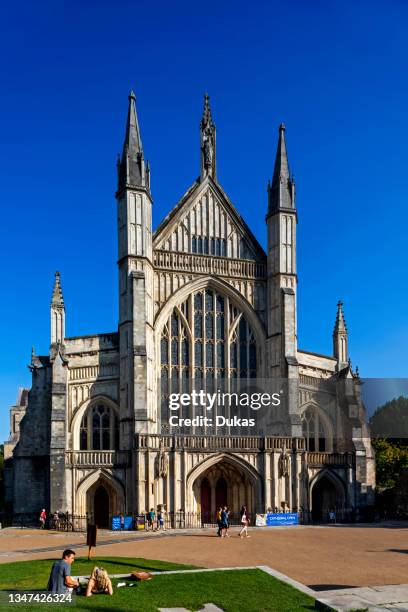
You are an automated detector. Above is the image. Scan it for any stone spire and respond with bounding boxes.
[267,123,295,216]
[50,271,65,345]
[200,93,216,181]
[117,91,150,192]
[333,300,348,366]
[51,271,64,307]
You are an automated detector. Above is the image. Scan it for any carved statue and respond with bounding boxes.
[157,440,169,478]
[203,131,213,167]
[279,450,289,477]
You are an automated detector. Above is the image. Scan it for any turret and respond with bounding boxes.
[267,123,296,215]
[266,124,298,371]
[266,123,299,435]
[50,271,65,345]
[117,91,150,193]
[333,300,349,368]
[116,90,155,479]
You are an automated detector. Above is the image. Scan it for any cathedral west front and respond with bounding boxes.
[4,92,375,527]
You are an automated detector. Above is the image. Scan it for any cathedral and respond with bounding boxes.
[4,92,375,527]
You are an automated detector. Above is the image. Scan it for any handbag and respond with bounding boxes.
[131,571,153,581]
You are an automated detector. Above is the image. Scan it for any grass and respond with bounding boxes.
[0,557,316,611]
[0,557,194,590]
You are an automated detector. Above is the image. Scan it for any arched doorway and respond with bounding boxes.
[94,485,110,528]
[311,473,345,522]
[192,455,261,521]
[216,477,227,509]
[200,478,211,522]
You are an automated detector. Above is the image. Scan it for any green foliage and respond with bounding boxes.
[369,395,408,438]
[0,559,315,611]
[371,438,408,490]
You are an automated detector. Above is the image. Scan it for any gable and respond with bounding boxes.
[153,177,266,261]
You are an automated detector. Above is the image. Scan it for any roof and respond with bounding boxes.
[153,175,266,260]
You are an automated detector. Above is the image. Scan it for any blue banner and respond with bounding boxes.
[124,516,133,530]
[265,512,298,526]
[111,515,134,530]
[111,516,121,530]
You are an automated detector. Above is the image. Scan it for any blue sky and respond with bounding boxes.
[1,0,408,440]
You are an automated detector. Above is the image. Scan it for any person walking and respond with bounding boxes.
[157,508,165,530]
[239,505,250,538]
[86,523,97,560]
[39,508,47,529]
[148,508,155,531]
[216,506,222,537]
[220,506,230,538]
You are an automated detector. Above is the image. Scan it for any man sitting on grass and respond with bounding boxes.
[47,549,79,594]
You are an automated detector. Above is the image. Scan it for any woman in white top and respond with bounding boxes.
[239,505,250,538]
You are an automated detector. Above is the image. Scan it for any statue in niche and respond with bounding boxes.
[156,439,169,478]
[279,450,289,478]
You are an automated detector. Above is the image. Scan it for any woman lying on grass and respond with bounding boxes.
[85,567,113,597]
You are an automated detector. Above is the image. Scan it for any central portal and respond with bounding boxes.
[194,458,256,522]
[94,485,110,528]
[216,477,227,509]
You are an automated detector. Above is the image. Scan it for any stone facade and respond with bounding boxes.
[4,93,375,525]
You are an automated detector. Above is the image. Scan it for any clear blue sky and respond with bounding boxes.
[1,0,408,440]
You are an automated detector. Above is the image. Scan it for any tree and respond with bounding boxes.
[371,438,408,490]
[369,395,408,439]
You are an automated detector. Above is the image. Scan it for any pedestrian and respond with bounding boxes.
[86,523,97,560]
[120,513,125,530]
[216,506,222,537]
[39,508,47,529]
[158,508,165,530]
[220,506,230,538]
[239,505,251,538]
[47,549,79,594]
[148,508,155,531]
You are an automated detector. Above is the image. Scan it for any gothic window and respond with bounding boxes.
[301,406,329,452]
[160,289,257,392]
[190,236,227,256]
[79,403,119,451]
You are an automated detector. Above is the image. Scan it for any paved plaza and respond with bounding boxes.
[0,523,407,591]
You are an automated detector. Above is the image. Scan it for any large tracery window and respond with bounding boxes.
[79,403,119,450]
[160,289,258,394]
[301,406,329,452]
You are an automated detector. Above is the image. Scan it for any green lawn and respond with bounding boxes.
[0,557,315,611]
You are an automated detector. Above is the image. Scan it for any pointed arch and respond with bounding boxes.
[309,468,346,519]
[155,276,266,379]
[75,468,125,516]
[300,400,334,452]
[186,452,263,513]
[70,395,119,450]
